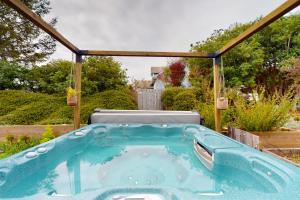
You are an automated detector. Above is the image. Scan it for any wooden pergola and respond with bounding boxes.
[3,0,300,131]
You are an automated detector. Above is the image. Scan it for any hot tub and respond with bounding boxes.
[0,124,300,199]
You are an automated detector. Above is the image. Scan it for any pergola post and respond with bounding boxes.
[213,56,221,132]
[74,54,82,129]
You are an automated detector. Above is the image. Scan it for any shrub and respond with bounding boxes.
[191,87,205,102]
[196,103,237,130]
[79,90,137,123]
[99,90,137,110]
[221,107,237,127]
[18,135,30,143]
[0,127,58,159]
[161,87,184,110]
[173,91,197,111]
[196,103,215,129]
[234,91,295,131]
[5,135,16,144]
[169,61,186,86]
[161,87,204,110]
[40,125,55,143]
[0,90,47,116]
[0,98,62,125]
[0,90,137,125]
[195,90,295,131]
[0,135,40,159]
[39,106,73,125]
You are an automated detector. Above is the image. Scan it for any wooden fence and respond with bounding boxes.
[137,89,163,110]
[228,127,260,149]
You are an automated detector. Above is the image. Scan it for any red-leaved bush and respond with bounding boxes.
[169,61,186,86]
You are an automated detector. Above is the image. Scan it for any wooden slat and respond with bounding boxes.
[3,0,79,53]
[80,50,212,58]
[218,0,300,55]
[137,89,163,110]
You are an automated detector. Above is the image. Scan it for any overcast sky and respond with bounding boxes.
[47,0,298,80]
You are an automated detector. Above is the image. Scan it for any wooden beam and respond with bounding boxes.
[2,0,79,54]
[213,56,221,132]
[74,54,82,129]
[218,0,300,55]
[80,50,213,58]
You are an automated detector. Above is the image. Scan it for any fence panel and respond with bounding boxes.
[137,89,163,110]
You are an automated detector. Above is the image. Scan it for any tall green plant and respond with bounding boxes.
[196,103,236,130]
[40,125,55,143]
[234,91,295,131]
[196,103,215,129]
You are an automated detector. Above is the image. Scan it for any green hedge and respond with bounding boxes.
[99,90,137,110]
[0,99,62,125]
[173,91,197,111]
[0,90,49,116]
[161,87,203,110]
[233,92,295,131]
[0,90,137,125]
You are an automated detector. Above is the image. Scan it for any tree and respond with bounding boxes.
[255,15,300,94]
[25,60,71,94]
[189,22,263,89]
[169,61,186,86]
[82,57,127,95]
[0,0,56,65]
[0,60,27,90]
[280,57,300,94]
[24,57,128,95]
[188,14,300,94]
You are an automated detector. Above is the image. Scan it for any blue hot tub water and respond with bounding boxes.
[0,124,300,200]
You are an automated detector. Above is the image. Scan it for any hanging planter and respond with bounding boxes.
[217,57,228,110]
[66,54,77,107]
[67,87,77,106]
[217,97,228,110]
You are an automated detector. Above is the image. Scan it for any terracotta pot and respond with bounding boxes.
[217,97,228,110]
[67,95,77,106]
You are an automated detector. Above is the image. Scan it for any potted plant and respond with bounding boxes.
[67,87,77,106]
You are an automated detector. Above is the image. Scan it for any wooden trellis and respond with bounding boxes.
[3,0,300,130]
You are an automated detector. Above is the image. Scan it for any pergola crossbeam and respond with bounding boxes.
[80,50,213,58]
[2,0,80,54]
[218,0,300,55]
